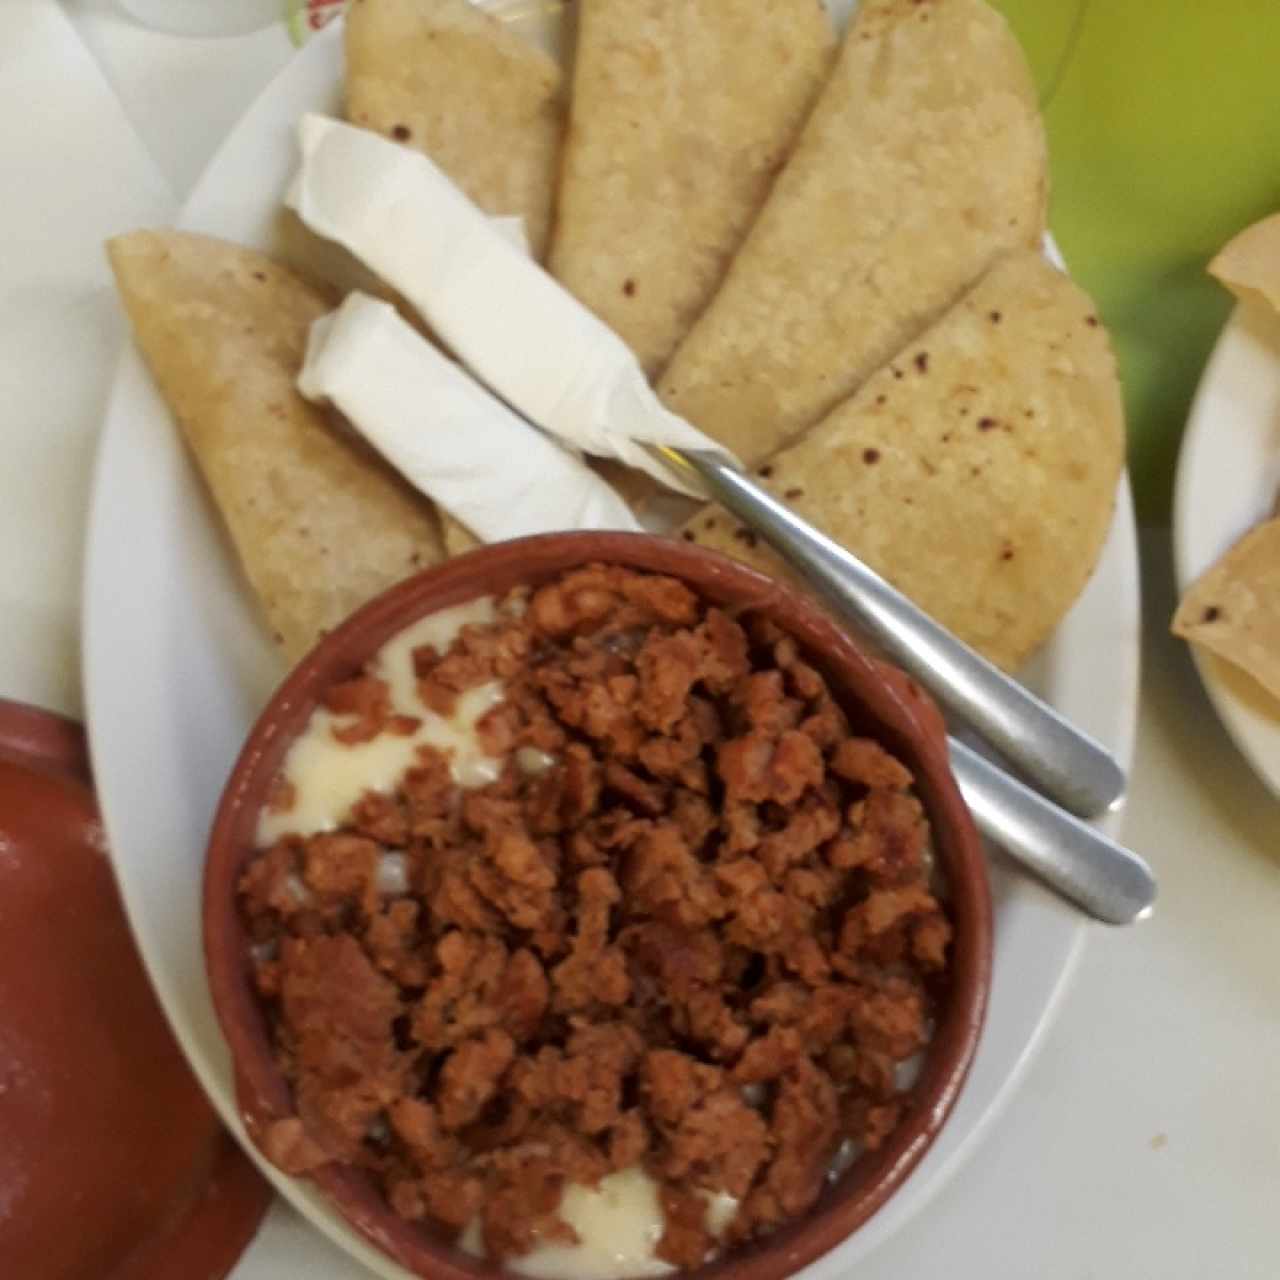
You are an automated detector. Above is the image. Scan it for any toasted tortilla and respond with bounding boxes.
[345,0,563,259]
[1172,518,1280,702]
[657,0,1046,467]
[1209,212,1280,312]
[107,231,444,662]
[681,251,1124,672]
[439,511,481,557]
[548,0,835,377]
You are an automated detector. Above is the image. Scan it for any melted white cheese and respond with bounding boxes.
[511,1168,674,1280]
[458,1216,485,1258]
[699,1190,739,1238]
[894,1017,936,1093]
[829,1139,863,1182]
[516,746,558,776]
[257,598,503,844]
[457,1168,741,1278]
[894,1052,924,1092]
[376,852,410,897]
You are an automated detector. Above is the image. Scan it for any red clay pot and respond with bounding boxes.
[204,533,992,1280]
[0,698,271,1280]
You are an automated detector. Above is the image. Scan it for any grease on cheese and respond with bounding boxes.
[257,598,503,844]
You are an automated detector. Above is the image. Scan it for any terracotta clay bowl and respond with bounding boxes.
[204,532,992,1280]
[0,699,270,1280]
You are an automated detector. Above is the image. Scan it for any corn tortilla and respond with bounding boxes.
[681,251,1124,672]
[107,230,444,662]
[1172,518,1280,703]
[549,0,835,377]
[440,512,481,557]
[658,0,1047,467]
[345,0,563,259]
[1209,212,1280,313]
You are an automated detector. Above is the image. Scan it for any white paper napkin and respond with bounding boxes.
[0,0,175,716]
[286,113,738,497]
[299,293,641,540]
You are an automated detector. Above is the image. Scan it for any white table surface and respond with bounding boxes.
[7,3,1278,1276]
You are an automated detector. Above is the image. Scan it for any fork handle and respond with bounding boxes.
[949,739,1155,924]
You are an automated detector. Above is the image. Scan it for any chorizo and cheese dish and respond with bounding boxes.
[238,566,952,1275]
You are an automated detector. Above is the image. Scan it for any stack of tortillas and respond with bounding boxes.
[1171,213,1280,701]
[109,0,1127,674]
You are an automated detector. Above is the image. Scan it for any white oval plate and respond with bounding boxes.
[1173,297,1280,798]
[83,9,1140,1277]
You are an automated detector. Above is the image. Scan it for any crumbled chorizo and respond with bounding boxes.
[389,1097,456,1172]
[349,789,409,846]
[719,729,824,805]
[260,1116,329,1175]
[746,1062,841,1226]
[438,1028,516,1130]
[636,631,702,733]
[658,1185,714,1268]
[626,822,725,928]
[300,832,381,920]
[324,675,393,744]
[645,1054,770,1197]
[551,869,630,1013]
[830,737,915,790]
[239,566,952,1261]
[364,898,428,985]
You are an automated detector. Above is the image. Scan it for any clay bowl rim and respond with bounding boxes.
[203,531,993,1280]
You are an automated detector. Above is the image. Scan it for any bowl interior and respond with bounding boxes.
[204,532,992,1280]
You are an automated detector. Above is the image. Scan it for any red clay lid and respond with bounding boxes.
[0,697,271,1280]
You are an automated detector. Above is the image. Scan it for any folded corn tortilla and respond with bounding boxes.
[548,0,835,377]
[107,230,444,662]
[681,250,1124,672]
[345,0,563,259]
[1209,211,1280,312]
[440,513,481,556]
[658,0,1047,467]
[1172,518,1280,703]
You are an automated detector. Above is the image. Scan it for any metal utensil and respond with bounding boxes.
[649,444,1154,923]
[949,739,1154,924]
[655,446,1126,819]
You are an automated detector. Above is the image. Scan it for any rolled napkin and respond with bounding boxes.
[298,292,641,542]
[490,217,532,258]
[286,113,736,496]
